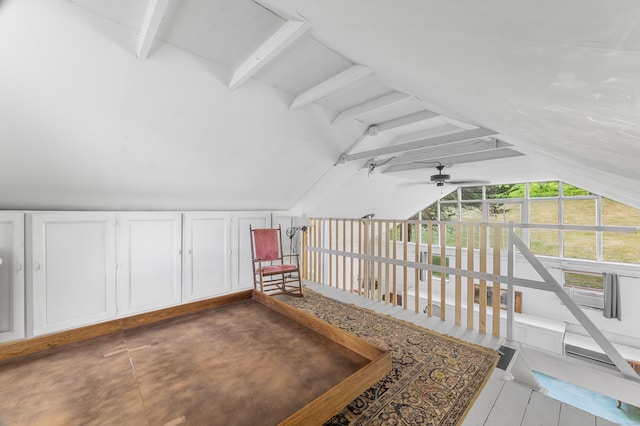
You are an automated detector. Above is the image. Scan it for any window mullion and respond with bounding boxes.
[596,195,603,261]
[523,183,530,246]
[558,183,564,258]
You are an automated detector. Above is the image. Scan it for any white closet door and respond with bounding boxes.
[0,212,25,343]
[117,213,182,316]
[231,212,271,290]
[30,213,116,336]
[272,215,296,256]
[183,212,231,301]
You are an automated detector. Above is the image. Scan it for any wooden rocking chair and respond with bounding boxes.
[250,225,303,296]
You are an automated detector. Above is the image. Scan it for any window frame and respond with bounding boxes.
[416,181,639,265]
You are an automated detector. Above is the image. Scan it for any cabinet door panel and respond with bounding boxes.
[31,213,116,336]
[183,213,230,301]
[0,213,24,343]
[272,215,296,256]
[118,213,182,315]
[46,222,110,323]
[232,212,271,290]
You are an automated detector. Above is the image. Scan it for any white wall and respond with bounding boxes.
[0,0,611,221]
[0,0,362,212]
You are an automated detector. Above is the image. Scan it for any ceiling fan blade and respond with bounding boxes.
[397,181,429,187]
[448,180,490,185]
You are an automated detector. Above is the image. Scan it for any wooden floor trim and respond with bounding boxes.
[1,289,392,425]
[253,291,392,425]
[0,290,253,362]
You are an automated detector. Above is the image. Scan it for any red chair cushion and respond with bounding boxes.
[259,264,299,275]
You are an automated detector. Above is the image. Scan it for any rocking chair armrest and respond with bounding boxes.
[282,254,300,262]
[282,253,300,265]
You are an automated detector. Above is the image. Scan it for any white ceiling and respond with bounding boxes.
[0,0,638,217]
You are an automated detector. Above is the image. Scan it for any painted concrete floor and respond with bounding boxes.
[533,371,640,426]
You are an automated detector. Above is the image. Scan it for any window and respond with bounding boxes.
[461,202,482,248]
[563,199,596,260]
[562,184,591,196]
[602,198,640,263]
[439,202,458,222]
[488,201,521,223]
[564,271,603,290]
[530,200,559,256]
[563,271,604,310]
[389,223,403,242]
[486,183,525,199]
[408,222,418,243]
[488,202,522,248]
[411,181,640,265]
[460,186,483,200]
[441,191,458,201]
[418,253,449,280]
[431,254,449,279]
[530,181,559,198]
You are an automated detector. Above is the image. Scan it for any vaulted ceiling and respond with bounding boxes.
[1,0,639,218]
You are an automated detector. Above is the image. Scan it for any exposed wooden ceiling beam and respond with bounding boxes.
[344,127,497,162]
[290,65,374,110]
[375,110,438,133]
[334,125,380,164]
[332,92,413,123]
[383,139,512,166]
[137,0,171,60]
[390,124,460,145]
[382,149,523,173]
[229,21,309,90]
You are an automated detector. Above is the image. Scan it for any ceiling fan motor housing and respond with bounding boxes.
[431,173,450,182]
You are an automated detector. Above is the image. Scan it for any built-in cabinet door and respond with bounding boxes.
[117,213,182,316]
[272,215,296,256]
[30,213,116,336]
[0,212,25,343]
[182,212,231,301]
[231,212,271,290]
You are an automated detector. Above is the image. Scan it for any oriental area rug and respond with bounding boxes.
[275,289,499,426]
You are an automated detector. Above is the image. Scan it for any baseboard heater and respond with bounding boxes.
[564,343,615,368]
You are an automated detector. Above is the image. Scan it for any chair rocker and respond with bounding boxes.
[250,225,303,297]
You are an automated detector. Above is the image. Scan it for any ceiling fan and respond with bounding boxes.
[401,163,489,188]
[429,164,489,187]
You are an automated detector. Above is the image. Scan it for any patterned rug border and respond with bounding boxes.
[299,288,500,358]
[315,290,501,423]
[277,288,500,425]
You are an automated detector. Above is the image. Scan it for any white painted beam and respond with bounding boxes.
[334,125,379,164]
[137,0,171,60]
[391,124,459,145]
[375,110,439,133]
[290,65,375,110]
[383,139,511,166]
[382,149,523,173]
[229,21,309,90]
[332,92,413,123]
[345,127,497,162]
